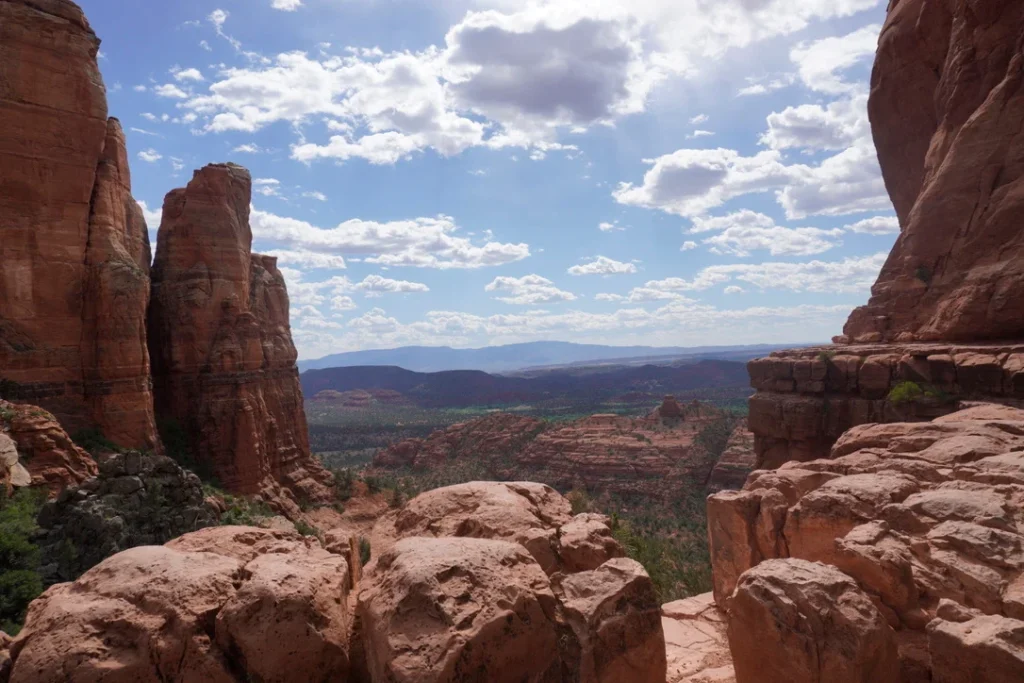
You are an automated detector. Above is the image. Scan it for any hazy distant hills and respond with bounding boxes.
[297,341,802,374]
[300,359,752,408]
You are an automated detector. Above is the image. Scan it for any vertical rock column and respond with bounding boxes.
[148,163,333,506]
[0,0,159,450]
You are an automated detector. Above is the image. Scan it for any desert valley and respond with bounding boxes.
[3,0,1024,681]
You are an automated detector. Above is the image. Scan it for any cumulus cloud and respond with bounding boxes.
[791,24,880,94]
[724,286,744,294]
[681,241,697,251]
[137,200,162,227]
[485,275,577,305]
[172,67,205,82]
[154,83,189,99]
[264,250,348,269]
[690,211,843,257]
[567,256,637,276]
[598,221,624,232]
[331,295,358,312]
[761,94,869,151]
[355,275,431,296]
[272,0,302,10]
[137,149,163,163]
[250,209,530,269]
[844,215,900,234]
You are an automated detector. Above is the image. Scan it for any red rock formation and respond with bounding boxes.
[661,593,734,683]
[0,399,96,495]
[373,413,546,468]
[4,527,352,682]
[148,164,332,508]
[707,418,755,492]
[844,0,1024,342]
[0,0,159,450]
[708,405,1024,681]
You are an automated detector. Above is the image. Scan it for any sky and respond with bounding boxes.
[82,0,897,360]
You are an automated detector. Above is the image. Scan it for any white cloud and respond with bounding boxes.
[232,143,264,154]
[137,200,162,227]
[129,127,162,137]
[681,241,697,251]
[303,191,328,201]
[689,210,844,257]
[567,256,637,276]
[485,274,577,305]
[687,130,714,139]
[170,157,185,172]
[778,138,890,218]
[595,293,626,302]
[761,93,868,151]
[844,215,899,234]
[331,295,358,312]
[355,275,430,296]
[737,73,795,97]
[264,250,348,269]
[598,221,624,232]
[724,286,744,294]
[172,67,205,82]
[272,0,303,10]
[613,148,792,217]
[689,114,708,125]
[154,83,189,99]
[133,84,148,93]
[791,24,880,94]
[208,9,228,28]
[137,149,163,163]
[250,208,530,269]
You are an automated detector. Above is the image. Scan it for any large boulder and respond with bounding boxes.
[358,536,562,683]
[0,0,159,450]
[929,614,1024,683]
[5,527,350,683]
[147,163,333,508]
[727,559,900,683]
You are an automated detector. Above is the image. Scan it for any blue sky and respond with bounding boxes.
[82,0,896,359]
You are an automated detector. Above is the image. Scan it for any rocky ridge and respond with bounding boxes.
[0,0,159,450]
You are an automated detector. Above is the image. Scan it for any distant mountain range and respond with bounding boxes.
[300,359,752,408]
[297,341,806,374]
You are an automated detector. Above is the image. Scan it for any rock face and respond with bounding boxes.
[0,0,159,450]
[708,405,1024,681]
[4,527,351,683]
[34,450,219,584]
[844,0,1024,343]
[375,405,729,500]
[747,342,1024,467]
[727,559,899,683]
[707,419,755,492]
[661,593,735,683]
[0,400,97,495]
[360,482,666,682]
[148,163,332,507]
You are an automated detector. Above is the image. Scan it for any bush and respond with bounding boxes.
[217,493,274,527]
[71,428,121,455]
[889,381,950,406]
[567,486,592,515]
[359,537,372,565]
[0,488,46,634]
[294,520,321,538]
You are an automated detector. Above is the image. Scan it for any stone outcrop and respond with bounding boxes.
[375,405,730,500]
[4,527,351,683]
[747,342,1024,467]
[148,163,332,507]
[844,0,1024,342]
[727,559,900,683]
[708,405,1024,681]
[0,400,96,495]
[661,593,735,683]
[359,481,666,682]
[707,419,755,492]
[0,0,159,450]
[34,450,219,584]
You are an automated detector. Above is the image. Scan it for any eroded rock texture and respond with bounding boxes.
[359,481,666,683]
[0,400,96,495]
[709,405,1024,681]
[0,0,158,450]
[5,527,351,683]
[707,418,755,492]
[148,164,332,508]
[844,0,1024,342]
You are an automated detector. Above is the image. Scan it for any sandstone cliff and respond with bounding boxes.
[844,0,1024,342]
[0,0,159,451]
[148,163,333,510]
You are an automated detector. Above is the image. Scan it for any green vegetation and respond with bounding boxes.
[208,486,274,527]
[71,428,122,455]
[294,520,321,538]
[817,349,837,364]
[888,380,951,406]
[359,537,372,566]
[0,488,46,635]
[915,265,932,284]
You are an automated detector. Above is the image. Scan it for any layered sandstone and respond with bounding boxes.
[708,405,1024,681]
[844,0,1024,342]
[4,527,351,683]
[148,164,332,507]
[0,400,96,495]
[747,342,1024,466]
[375,402,729,500]
[0,0,158,450]
[707,419,755,492]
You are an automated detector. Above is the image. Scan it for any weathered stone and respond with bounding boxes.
[0,400,96,495]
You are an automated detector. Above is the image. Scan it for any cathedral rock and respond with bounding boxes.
[148,163,334,509]
[0,0,159,450]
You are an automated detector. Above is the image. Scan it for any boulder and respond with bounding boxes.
[0,401,97,495]
[928,614,1024,683]
[553,558,666,683]
[727,559,900,683]
[0,0,158,450]
[358,536,562,683]
[556,513,625,573]
[6,527,350,683]
[147,163,333,507]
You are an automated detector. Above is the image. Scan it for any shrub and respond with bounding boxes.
[359,537,372,565]
[71,428,121,455]
[888,381,950,406]
[0,488,46,634]
[218,494,274,527]
[294,520,321,538]
[567,486,592,515]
